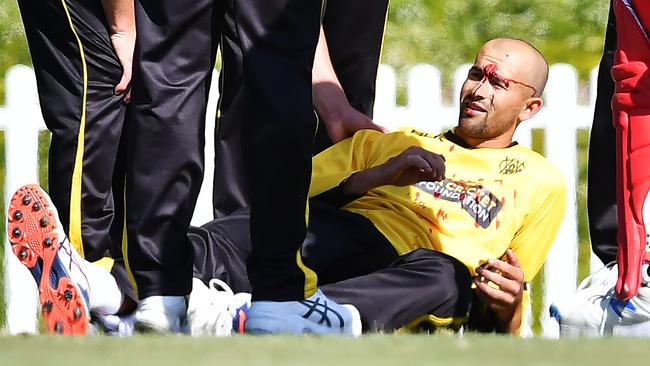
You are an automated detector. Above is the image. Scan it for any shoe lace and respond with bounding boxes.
[195,279,237,336]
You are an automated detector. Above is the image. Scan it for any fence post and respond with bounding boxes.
[3,65,42,334]
[374,64,398,129]
[541,64,581,338]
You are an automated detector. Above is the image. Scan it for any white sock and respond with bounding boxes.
[85,262,123,315]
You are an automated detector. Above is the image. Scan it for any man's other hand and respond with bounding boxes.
[474,249,525,333]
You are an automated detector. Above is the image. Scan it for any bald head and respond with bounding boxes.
[477,38,549,97]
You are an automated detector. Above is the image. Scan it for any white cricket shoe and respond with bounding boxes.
[134,295,186,333]
[186,278,251,336]
[606,268,650,336]
[550,263,618,337]
[245,289,362,336]
[551,263,650,337]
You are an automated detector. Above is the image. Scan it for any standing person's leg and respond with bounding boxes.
[125,0,219,332]
[313,0,388,153]
[18,0,128,263]
[16,0,129,334]
[234,0,361,335]
[236,0,320,302]
[588,1,618,266]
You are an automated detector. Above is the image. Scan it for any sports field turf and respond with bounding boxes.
[1,334,649,366]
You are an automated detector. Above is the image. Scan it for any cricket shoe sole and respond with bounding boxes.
[7,184,89,335]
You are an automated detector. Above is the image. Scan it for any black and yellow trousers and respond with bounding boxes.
[18,0,127,269]
[189,202,473,332]
[18,0,209,299]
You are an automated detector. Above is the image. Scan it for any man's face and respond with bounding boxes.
[457,46,535,141]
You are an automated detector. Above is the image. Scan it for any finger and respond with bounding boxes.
[487,257,523,281]
[473,277,511,306]
[421,153,445,181]
[123,88,132,104]
[476,266,520,296]
[505,249,522,268]
[406,155,433,173]
[114,70,131,96]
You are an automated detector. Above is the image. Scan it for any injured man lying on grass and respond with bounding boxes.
[8,37,566,336]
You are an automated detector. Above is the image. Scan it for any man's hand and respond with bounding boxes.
[110,31,135,103]
[101,0,135,103]
[319,98,387,143]
[474,249,525,334]
[341,146,445,196]
[312,26,386,142]
[380,146,446,186]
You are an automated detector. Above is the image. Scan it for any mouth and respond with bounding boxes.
[462,101,487,116]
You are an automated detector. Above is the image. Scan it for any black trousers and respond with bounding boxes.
[18,0,126,262]
[588,1,618,265]
[188,202,473,332]
[123,0,219,298]
[234,0,322,301]
[212,0,390,217]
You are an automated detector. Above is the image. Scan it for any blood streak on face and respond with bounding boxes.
[471,64,538,101]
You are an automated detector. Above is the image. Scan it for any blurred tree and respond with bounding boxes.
[0,0,609,99]
[383,0,608,90]
[0,0,31,101]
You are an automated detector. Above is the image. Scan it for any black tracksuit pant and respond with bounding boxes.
[588,1,618,265]
[212,0,389,218]
[189,202,473,332]
[17,0,126,263]
[122,0,219,298]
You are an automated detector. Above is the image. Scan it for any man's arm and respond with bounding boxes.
[473,249,525,334]
[312,26,386,142]
[100,0,135,102]
[340,146,446,195]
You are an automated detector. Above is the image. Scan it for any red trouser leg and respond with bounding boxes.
[612,0,650,300]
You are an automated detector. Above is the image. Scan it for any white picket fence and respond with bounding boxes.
[0,63,602,337]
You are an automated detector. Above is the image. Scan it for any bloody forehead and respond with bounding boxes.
[482,63,538,96]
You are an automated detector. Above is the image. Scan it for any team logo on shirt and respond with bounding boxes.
[415,180,502,228]
[499,157,525,174]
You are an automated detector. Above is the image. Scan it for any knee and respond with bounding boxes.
[408,249,473,316]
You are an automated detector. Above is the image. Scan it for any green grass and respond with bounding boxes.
[1,334,649,366]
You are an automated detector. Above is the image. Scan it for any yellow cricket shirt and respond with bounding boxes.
[309,128,566,282]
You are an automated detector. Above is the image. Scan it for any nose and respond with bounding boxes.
[469,76,492,99]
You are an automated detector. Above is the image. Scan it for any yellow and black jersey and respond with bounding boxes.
[310,128,566,282]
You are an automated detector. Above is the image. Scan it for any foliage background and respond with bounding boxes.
[1,0,610,99]
[0,0,610,334]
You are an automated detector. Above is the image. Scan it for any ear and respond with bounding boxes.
[518,97,543,123]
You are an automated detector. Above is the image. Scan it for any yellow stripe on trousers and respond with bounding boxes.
[300,201,318,298]
[122,185,139,298]
[60,0,87,257]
